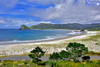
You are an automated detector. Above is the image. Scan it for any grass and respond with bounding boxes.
[87,51,100,56]
[0,60,100,67]
[81,32,100,41]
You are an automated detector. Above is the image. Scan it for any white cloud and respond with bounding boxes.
[0,20,5,23]
[0,0,18,8]
[0,0,100,25]
[13,20,52,26]
[39,21,52,24]
[0,18,52,27]
[30,0,100,23]
[94,15,100,20]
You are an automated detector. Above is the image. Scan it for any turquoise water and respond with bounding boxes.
[0,29,81,44]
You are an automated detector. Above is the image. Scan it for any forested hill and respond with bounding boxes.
[19,23,100,30]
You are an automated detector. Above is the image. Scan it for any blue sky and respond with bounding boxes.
[0,0,100,28]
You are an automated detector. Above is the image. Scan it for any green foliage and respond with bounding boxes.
[60,50,71,60]
[74,60,80,63]
[46,60,100,67]
[37,61,47,66]
[49,42,88,62]
[19,25,30,30]
[66,42,88,61]
[67,42,85,47]
[87,60,94,63]
[19,23,100,30]
[96,60,100,64]
[49,52,61,61]
[47,61,57,67]
[88,51,100,56]
[82,56,90,62]
[0,60,100,67]
[28,47,45,63]
[82,33,100,41]
[23,61,28,65]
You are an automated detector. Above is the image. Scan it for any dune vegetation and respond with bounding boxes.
[0,42,100,67]
[0,60,100,67]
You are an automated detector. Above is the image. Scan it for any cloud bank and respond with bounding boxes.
[0,0,100,28]
[30,0,100,23]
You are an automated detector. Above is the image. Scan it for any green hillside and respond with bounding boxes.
[19,23,100,30]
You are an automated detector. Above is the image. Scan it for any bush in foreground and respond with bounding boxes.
[28,47,45,63]
[49,42,89,62]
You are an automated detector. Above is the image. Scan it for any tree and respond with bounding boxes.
[28,47,45,63]
[66,42,88,61]
[49,52,60,61]
[60,50,71,60]
[82,56,90,62]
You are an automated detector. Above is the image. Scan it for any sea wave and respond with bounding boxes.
[68,31,81,35]
[0,31,82,44]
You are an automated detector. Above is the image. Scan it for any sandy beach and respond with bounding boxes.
[0,31,99,57]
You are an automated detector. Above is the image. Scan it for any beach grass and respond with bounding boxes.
[0,60,100,67]
[87,51,100,56]
[80,31,100,41]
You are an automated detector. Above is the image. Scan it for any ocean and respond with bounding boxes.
[0,29,81,45]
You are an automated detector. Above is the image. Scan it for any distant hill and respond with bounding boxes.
[19,23,100,30]
[19,25,31,30]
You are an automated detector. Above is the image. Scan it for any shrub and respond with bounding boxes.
[28,47,45,63]
[37,61,47,66]
[66,42,88,61]
[60,50,71,60]
[49,52,60,61]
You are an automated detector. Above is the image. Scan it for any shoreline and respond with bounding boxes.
[0,31,97,57]
[0,35,80,45]
[0,31,86,46]
[0,30,81,45]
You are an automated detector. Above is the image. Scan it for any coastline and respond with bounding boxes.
[0,31,98,57]
[0,30,81,45]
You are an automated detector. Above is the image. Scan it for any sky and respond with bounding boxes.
[0,0,100,28]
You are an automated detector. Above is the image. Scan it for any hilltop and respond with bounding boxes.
[19,23,100,30]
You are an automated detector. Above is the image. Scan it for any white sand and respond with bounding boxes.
[0,31,98,56]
